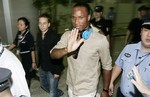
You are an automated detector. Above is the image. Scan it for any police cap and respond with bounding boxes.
[0,68,12,92]
[94,6,103,12]
[138,5,149,11]
[142,21,150,30]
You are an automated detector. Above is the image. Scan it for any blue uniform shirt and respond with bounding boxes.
[115,42,150,97]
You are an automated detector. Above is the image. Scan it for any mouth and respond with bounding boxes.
[75,27,82,31]
[75,26,79,29]
[146,39,150,42]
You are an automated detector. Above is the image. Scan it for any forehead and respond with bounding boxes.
[72,6,88,16]
[142,27,150,30]
[39,17,48,22]
[18,20,25,24]
[139,10,147,13]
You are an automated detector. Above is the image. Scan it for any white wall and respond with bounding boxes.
[0,0,39,44]
[0,0,7,44]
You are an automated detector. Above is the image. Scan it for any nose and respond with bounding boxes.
[74,18,79,25]
[40,24,44,28]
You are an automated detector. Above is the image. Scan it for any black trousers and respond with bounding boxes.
[117,87,125,97]
[117,87,144,97]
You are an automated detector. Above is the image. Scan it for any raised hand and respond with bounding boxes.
[131,66,150,95]
[67,28,85,53]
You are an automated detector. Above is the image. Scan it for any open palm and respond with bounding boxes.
[67,28,85,53]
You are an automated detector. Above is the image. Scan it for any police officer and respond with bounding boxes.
[90,5,111,42]
[109,21,150,97]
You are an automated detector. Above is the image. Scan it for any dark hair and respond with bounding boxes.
[18,17,30,29]
[39,13,51,23]
[73,3,92,15]
[138,5,149,11]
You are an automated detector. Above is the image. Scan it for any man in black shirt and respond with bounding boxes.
[37,13,64,97]
[125,5,150,44]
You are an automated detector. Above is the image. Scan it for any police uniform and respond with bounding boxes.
[90,6,111,36]
[116,42,150,97]
[90,18,111,36]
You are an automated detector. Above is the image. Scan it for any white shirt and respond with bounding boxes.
[0,45,30,97]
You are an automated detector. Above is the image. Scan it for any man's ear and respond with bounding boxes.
[88,15,91,21]
[26,25,28,29]
[48,23,50,27]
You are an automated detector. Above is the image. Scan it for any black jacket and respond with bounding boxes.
[37,29,64,75]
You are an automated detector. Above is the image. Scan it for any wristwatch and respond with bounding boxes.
[103,88,109,93]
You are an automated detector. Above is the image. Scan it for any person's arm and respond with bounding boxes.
[100,35,112,97]
[109,65,122,96]
[27,32,37,69]
[8,44,16,50]
[103,69,112,90]
[105,20,111,44]
[8,32,19,50]
[131,66,150,97]
[101,69,112,97]
[51,48,68,59]
[106,35,110,46]
[51,28,84,59]
[31,51,37,69]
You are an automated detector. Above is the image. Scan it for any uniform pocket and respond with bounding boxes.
[141,65,150,86]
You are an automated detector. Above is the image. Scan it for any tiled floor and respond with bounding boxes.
[30,33,126,97]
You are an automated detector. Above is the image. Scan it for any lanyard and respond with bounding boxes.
[17,30,29,46]
[135,50,150,67]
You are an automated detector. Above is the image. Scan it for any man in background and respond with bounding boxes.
[125,5,150,44]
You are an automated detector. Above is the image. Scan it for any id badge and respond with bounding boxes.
[16,49,20,55]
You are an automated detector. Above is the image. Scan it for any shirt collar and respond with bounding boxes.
[135,42,150,53]
[135,42,142,51]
